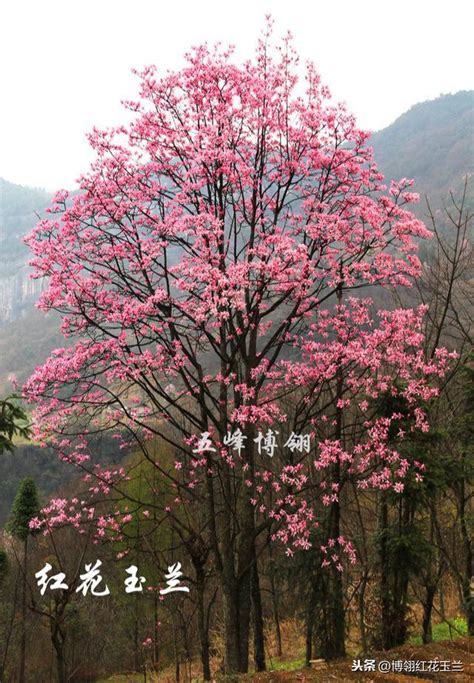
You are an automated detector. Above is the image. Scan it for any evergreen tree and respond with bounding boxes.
[6,478,40,541]
[0,396,30,455]
[7,477,40,683]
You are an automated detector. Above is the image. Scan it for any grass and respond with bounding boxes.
[11,432,35,446]
[409,617,467,645]
[266,657,306,672]
[99,620,469,682]
[98,657,308,682]
[98,675,144,682]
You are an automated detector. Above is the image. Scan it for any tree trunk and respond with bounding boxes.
[153,590,159,668]
[237,570,252,672]
[171,612,180,682]
[251,545,266,672]
[19,535,28,683]
[268,543,282,657]
[1,573,19,681]
[391,497,412,647]
[358,572,369,653]
[221,423,258,674]
[459,466,474,635]
[222,577,241,672]
[379,492,391,650]
[380,494,414,649]
[51,623,67,683]
[422,586,436,644]
[305,574,319,666]
[321,352,346,660]
[220,512,255,673]
[321,557,345,659]
[320,308,346,660]
[195,565,211,681]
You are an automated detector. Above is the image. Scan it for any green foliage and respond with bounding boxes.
[0,547,8,581]
[111,444,177,582]
[0,395,30,455]
[410,618,468,644]
[449,359,474,447]
[97,677,143,683]
[376,522,432,576]
[6,477,40,541]
[0,434,128,526]
[269,658,306,671]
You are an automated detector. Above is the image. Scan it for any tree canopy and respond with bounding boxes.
[21,25,454,673]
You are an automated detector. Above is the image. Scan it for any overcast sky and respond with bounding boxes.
[1,0,473,191]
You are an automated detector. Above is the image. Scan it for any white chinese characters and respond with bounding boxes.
[35,560,189,597]
[159,562,190,595]
[193,429,312,456]
[35,563,68,596]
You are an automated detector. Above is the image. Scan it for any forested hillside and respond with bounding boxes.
[371,90,473,201]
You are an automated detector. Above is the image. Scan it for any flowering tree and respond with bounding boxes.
[23,25,451,672]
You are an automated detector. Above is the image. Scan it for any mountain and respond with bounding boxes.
[0,179,59,392]
[0,178,50,324]
[370,90,474,202]
[0,91,473,393]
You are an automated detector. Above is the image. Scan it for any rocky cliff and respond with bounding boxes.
[0,178,50,324]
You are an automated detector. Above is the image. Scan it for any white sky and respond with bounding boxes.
[1,0,473,191]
